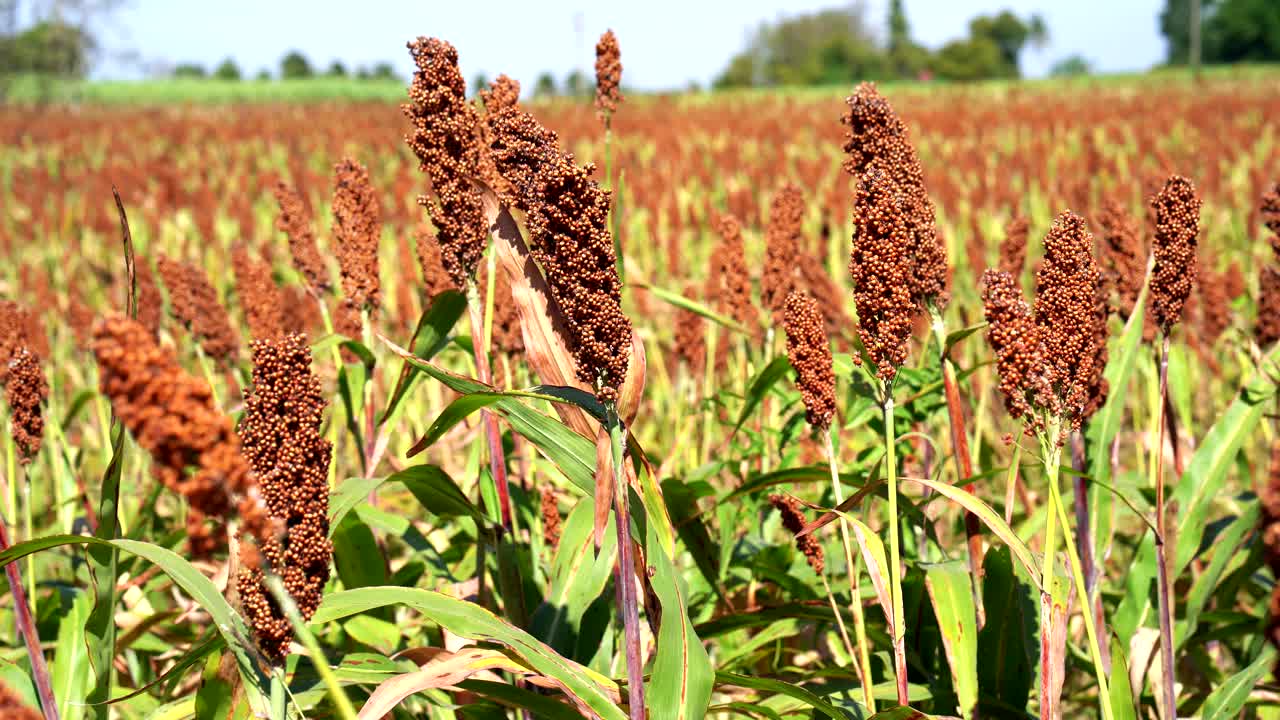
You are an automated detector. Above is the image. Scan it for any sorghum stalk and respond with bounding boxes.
[608,405,645,720]
[881,386,909,704]
[823,430,875,713]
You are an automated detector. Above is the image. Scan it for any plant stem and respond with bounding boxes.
[0,510,58,720]
[265,574,357,720]
[608,406,646,720]
[881,386,909,706]
[1154,333,1177,720]
[1038,421,1063,720]
[1004,441,1023,525]
[824,428,875,713]
[466,280,513,531]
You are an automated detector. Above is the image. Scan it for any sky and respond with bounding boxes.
[90,0,1167,88]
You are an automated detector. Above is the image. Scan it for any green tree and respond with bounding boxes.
[280,50,312,79]
[1203,0,1280,62]
[172,62,207,79]
[214,57,241,81]
[930,35,1005,81]
[1,20,92,76]
[887,0,928,78]
[472,72,489,95]
[371,62,399,81]
[327,60,347,77]
[534,71,557,97]
[1159,0,1214,64]
[968,10,1047,77]
[715,5,887,88]
[1050,54,1093,76]
[564,68,587,97]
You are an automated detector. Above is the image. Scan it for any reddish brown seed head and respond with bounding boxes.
[1262,182,1280,237]
[1034,211,1104,431]
[849,168,917,381]
[135,259,164,338]
[673,289,707,377]
[5,348,47,462]
[982,269,1048,431]
[404,37,488,288]
[332,157,382,315]
[797,247,852,343]
[783,291,836,431]
[1258,264,1280,347]
[272,181,330,294]
[1096,199,1146,323]
[594,30,623,122]
[999,215,1030,277]
[236,333,333,664]
[231,244,285,341]
[488,109,631,402]
[1261,441,1280,653]
[768,494,824,574]
[709,212,761,336]
[156,255,240,367]
[480,74,520,113]
[540,488,561,549]
[414,223,462,302]
[1148,175,1201,334]
[0,301,28,384]
[1081,281,1112,421]
[762,183,804,323]
[0,679,42,720]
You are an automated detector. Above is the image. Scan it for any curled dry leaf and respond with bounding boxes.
[617,328,646,426]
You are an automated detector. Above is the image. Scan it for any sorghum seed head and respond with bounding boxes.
[1262,182,1280,237]
[5,348,47,462]
[414,223,461,301]
[594,30,623,122]
[762,183,804,323]
[709,212,761,336]
[783,291,836,431]
[1096,199,1146,323]
[0,301,27,384]
[272,181,330,295]
[231,244,285,341]
[769,494,824,574]
[797,247,852,343]
[135,259,164,338]
[1258,265,1280,347]
[236,333,333,664]
[404,37,488,288]
[999,215,1030,277]
[1149,175,1201,334]
[849,168,917,381]
[982,269,1048,431]
[0,679,41,720]
[332,158,382,315]
[540,488,561,549]
[1260,441,1280,653]
[673,285,706,377]
[480,74,520,113]
[156,255,240,367]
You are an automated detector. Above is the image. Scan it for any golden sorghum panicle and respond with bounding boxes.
[156,255,240,367]
[1097,199,1146,322]
[540,488,561,549]
[480,74,520,113]
[710,212,761,335]
[850,169,917,380]
[404,37,488,288]
[272,181,330,295]
[769,494,824,574]
[842,82,947,305]
[135,259,164,337]
[231,244,285,341]
[982,269,1049,431]
[415,223,461,301]
[489,109,632,402]
[594,30,623,123]
[762,183,804,323]
[1148,175,1201,334]
[236,333,333,664]
[999,215,1030,277]
[332,158,382,315]
[6,348,47,462]
[1260,441,1280,653]
[91,315,271,558]
[1034,211,1104,430]
[783,291,836,431]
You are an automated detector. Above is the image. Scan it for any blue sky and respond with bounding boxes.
[92,0,1167,88]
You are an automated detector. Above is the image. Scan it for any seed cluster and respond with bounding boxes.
[1197,262,1231,347]
[135,259,164,338]
[783,291,836,430]
[999,215,1029,276]
[709,212,761,335]
[231,244,285,341]
[404,37,488,288]
[333,157,382,316]
[850,170,916,380]
[0,680,41,720]
[1149,176,1201,334]
[1033,211,1104,430]
[1096,199,1146,323]
[0,300,28,384]
[1262,182,1280,237]
[5,348,47,462]
[982,269,1048,430]
[489,109,632,401]
[673,285,706,376]
[540,488,561,549]
[480,74,520,113]
[1257,193,1280,347]
[272,181,330,294]
[594,30,623,123]
[236,333,333,664]
[414,224,461,301]
[798,247,851,342]
[762,183,803,323]
[842,82,947,305]
[156,255,240,367]
[91,315,271,557]
[769,494,824,574]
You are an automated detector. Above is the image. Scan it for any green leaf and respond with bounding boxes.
[86,423,125,719]
[867,707,937,719]
[923,560,978,720]
[731,356,792,437]
[458,678,588,720]
[714,671,856,719]
[408,385,604,456]
[391,464,486,523]
[647,520,714,720]
[1199,644,1276,720]
[911,477,1042,591]
[1108,636,1138,720]
[977,548,1037,714]
[382,289,467,425]
[328,476,387,530]
[661,477,723,599]
[53,589,92,720]
[531,499,617,659]
[312,587,626,720]
[1114,341,1280,639]
[943,322,987,356]
[1176,503,1258,651]
[638,283,746,332]
[332,513,389,590]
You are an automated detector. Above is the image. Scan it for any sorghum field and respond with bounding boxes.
[1,37,1279,720]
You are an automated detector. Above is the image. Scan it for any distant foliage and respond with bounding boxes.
[1161,0,1280,64]
[280,50,313,79]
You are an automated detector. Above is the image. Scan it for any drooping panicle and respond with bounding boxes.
[488,109,632,402]
[594,30,623,124]
[236,333,333,664]
[156,255,240,367]
[982,269,1048,431]
[999,215,1030,277]
[5,348,47,462]
[1033,211,1104,430]
[404,37,488,288]
[1148,175,1201,334]
[762,183,804,323]
[231,244,285,341]
[783,291,836,430]
[849,170,917,380]
[91,315,271,558]
[272,181,330,295]
[842,82,947,305]
[332,158,382,315]
[769,494,824,573]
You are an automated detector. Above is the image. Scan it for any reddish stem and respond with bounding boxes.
[467,288,513,530]
[1154,334,1177,720]
[0,516,59,720]
[941,357,985,622]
